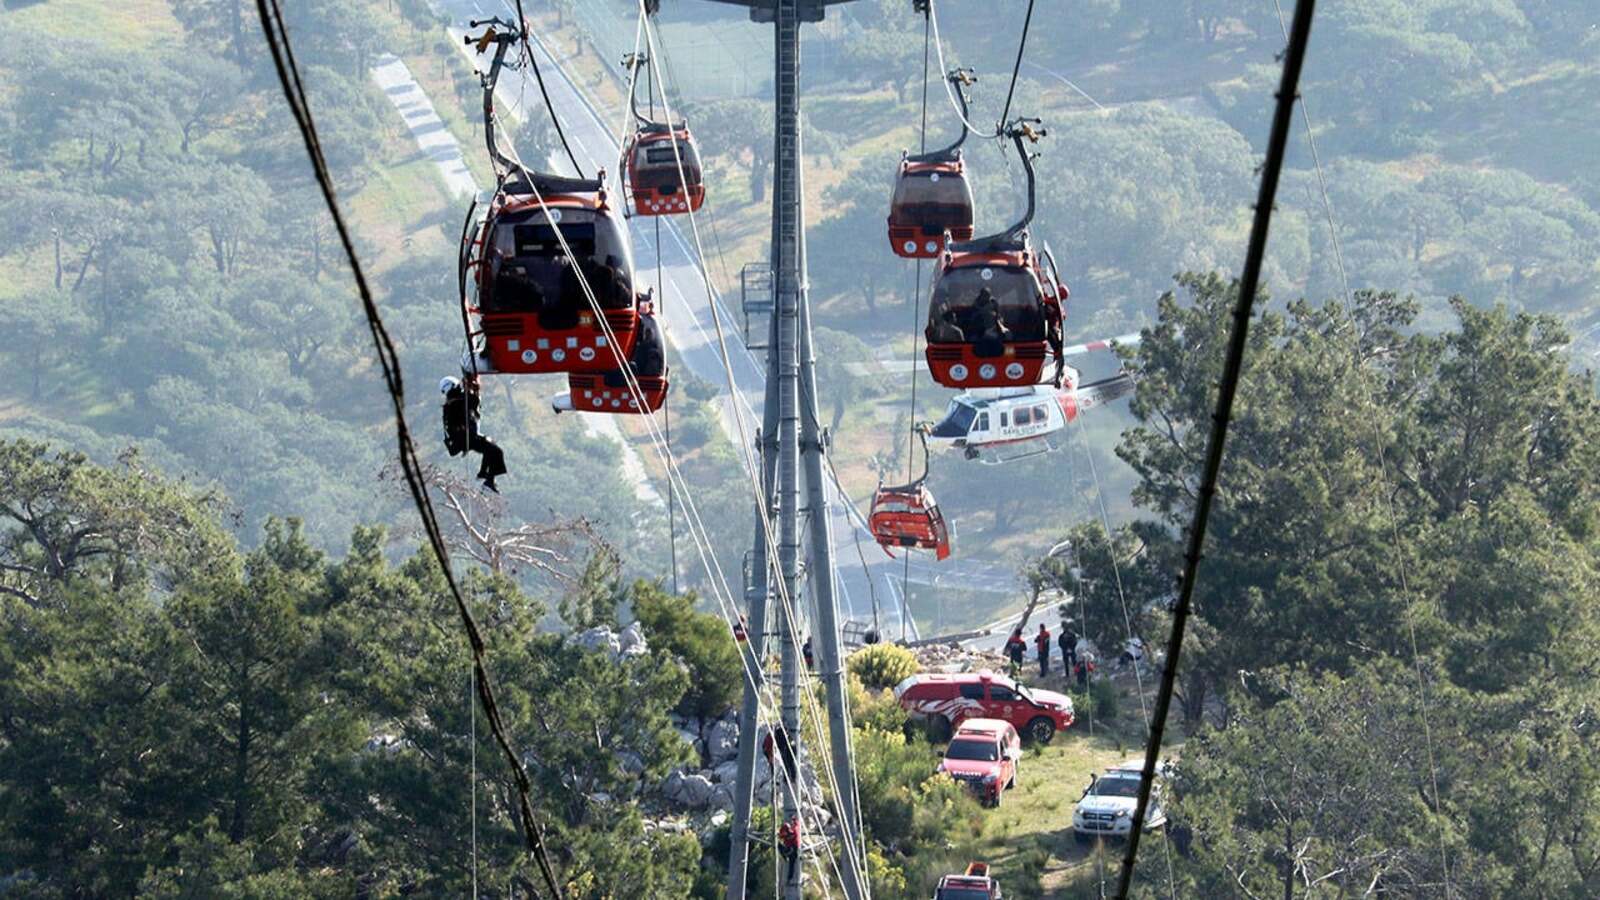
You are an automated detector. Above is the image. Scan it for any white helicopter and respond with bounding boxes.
[920,334,1140,464]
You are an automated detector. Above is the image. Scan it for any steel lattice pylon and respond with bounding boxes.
[710,1,866,899]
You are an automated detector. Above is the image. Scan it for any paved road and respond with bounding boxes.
[435,3,1026,631]
[372,54,480,200]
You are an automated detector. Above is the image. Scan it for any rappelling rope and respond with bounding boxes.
[633,11,871,889]
[1072,414,1177,899]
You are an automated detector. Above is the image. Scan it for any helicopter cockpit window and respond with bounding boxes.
[929,401,977,438]
[891,169,974,231]
[927,266,1046,342]
[975,412,989,431]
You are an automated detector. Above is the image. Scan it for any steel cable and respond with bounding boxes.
[1114,2,1317,895]
[253,2,564,894]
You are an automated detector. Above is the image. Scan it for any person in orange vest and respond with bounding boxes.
[777,817,801,882]
[1035,623,1052,677]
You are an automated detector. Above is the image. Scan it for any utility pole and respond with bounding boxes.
[716,2,865,899]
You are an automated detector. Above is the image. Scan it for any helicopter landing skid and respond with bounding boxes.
[969,437,1058,466]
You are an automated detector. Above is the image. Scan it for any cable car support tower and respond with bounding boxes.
[709,1,867,898]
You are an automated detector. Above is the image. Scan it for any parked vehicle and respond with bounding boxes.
[938,719,1021,807]
[932,861,1003,899]
[893,670,1074,743]
[1071,760,1169,843]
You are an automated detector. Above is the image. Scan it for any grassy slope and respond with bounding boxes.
[921,664,1181,898]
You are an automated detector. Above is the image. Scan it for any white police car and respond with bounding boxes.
[1071,760,1169,843]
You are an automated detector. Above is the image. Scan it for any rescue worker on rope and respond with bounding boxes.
[441,375,508,493]
[632,306,666,377]
[777,818,801,883]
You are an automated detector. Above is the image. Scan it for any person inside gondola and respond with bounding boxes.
[1044,300,1065,386]
[534,256,579,329]
[593,254,633,310]
[490,251,545,314]
[928,297,965,343]
[441,375,507,493]
[632,313,665,378]
[970,287,1009,355]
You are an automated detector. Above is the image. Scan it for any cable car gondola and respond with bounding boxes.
[552,301,670,414]
[869,429,952,560]
[620,53,705,218]
[887,69,977,259]
[923,119,1066,390]
[459,24,640,376]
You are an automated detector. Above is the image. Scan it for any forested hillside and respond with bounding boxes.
[0,0,654,568]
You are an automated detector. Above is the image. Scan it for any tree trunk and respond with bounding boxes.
[230,692,252,843]
[210,225,228,275]
[53,230,63,289]
[1283,821,1295,900]
[70,243,96,294]
[750,149,768,203]
[831,395,846,435]
[31,344,42,399]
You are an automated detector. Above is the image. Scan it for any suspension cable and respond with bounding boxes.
[927,1,997,138]
[514,0,582,177]
[253,2,564,895]
[1114,1,1317,895]
[996,0,1036,134]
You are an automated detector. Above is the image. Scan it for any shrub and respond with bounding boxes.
[1091,676,1120,723]
[848,642,919,690]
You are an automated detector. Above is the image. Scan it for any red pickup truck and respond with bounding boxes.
[894,670,1075,743]
[938,718,1022,807]
[933,861,1003,899]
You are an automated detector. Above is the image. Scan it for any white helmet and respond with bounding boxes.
[439,376,461,395]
